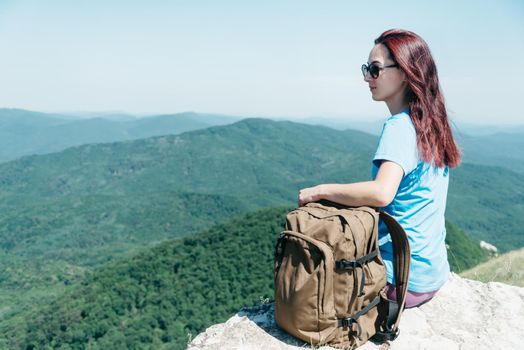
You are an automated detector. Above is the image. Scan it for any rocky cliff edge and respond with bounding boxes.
[188,273,524,350]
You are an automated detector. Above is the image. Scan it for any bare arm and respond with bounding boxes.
[298,160,404,207]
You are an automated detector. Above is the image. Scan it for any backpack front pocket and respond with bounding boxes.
[274,230,337,343]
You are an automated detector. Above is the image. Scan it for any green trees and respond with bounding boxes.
[2,206,287,349]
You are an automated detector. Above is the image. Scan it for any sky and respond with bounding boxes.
[0,0,522,125]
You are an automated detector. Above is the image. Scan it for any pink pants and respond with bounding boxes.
[385,283,438,309]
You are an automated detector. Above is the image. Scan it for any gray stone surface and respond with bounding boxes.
[187,273,524,350]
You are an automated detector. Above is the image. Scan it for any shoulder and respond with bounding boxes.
[381,109,416,136]
[373,107,420,176]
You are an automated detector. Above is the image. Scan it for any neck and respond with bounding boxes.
[386,89,409,115]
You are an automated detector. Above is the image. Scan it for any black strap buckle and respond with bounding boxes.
[335,259,359,270]
[339,317,363,340]
[339,317,355,328]
[372,327,400,342]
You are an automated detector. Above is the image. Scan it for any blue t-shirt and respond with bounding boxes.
[371,106,450,293]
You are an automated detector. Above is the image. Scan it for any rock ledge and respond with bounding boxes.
[188,273,524,350]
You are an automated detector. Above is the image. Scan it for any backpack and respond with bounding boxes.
[274,199,411,349]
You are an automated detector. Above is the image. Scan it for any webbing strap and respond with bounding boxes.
[378,210,411,334]
[385,300,399,331]
[335,250,378,270]
[373,301,400,342]
[335,250,378,297]
[338,296,381,339]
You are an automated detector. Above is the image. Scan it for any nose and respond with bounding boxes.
[363,71,372,83]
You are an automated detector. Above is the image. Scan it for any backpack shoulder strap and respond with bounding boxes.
[378,210,411,334]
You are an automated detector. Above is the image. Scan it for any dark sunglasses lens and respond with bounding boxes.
[361,64,368,77]
[370,64,380,78]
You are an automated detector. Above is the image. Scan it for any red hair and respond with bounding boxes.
[375,29,462,168]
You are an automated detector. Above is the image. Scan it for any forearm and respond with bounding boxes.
[318,181,384,207]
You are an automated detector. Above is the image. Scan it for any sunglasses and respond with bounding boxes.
[361,62,399,79]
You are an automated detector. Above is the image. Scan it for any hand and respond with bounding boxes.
[298,185,323,207]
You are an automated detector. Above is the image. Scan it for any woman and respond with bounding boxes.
[297,29,462,308]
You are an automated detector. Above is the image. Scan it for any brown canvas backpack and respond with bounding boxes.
[274,199,411,349]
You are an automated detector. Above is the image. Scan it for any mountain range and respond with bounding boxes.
[0,108,241,163]
[2,108,523,175]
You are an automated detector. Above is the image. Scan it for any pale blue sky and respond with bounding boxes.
[0,0,522,124]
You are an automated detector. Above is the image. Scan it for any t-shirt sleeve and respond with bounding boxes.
[372,116,419,177]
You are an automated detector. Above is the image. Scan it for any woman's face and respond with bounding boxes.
[364,44,407,103]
